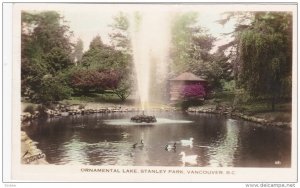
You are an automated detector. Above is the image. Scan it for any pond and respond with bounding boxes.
[22,112,291,167]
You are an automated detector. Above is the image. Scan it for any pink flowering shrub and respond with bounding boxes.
[181,84,206,99]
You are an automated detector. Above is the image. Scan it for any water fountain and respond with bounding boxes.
[129,11,171,123]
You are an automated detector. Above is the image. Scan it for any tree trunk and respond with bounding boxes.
[271,95,276,111]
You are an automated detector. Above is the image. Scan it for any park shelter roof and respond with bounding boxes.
[169,72,207,81]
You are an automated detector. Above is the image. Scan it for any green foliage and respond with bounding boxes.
[21,10,135,104]
[21,11,74,103]
[68,93,134,104]
[212,90,236,106]
[208,52,233,89]
[113,75,133,101]
[81,36,129,70]
[34,76,73,104]
[218,12,292,111]
[21,57,49,96]
[221,80,236,92]
[239,12,292,110]
[44,47,72,74]
[89,35,104,50]
[21,11,72,56]
[77,24,134,101]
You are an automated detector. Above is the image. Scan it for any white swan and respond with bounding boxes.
[179,152,198,165]
[180,137,194,147]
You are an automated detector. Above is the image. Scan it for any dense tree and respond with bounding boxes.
[204,51,233,90]
[239,12,292,110]
[36,75,73,104]
[218,12,292,110]
[44,47,72,74]
[73,34,133,100]
[22,11,73,56]
[81,35,127,70]
[21,11,74,103]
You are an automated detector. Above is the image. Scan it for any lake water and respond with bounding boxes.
[22,112,291,167]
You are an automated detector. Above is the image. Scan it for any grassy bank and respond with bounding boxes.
[22,92,137,111]
[63,92,136,105]
[202,91,291,123]
[236,102,291,123]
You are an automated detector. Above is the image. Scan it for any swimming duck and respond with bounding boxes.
[165,142,176,151]
[132,139,144,149]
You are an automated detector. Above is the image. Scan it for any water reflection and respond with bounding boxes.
[208,119,239,167]
[23,112,291,167]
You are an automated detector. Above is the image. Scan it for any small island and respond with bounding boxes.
[130,113,157,123]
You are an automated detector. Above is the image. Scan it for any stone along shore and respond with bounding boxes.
[21,103,177,123]
[21,131,48,164]
[187,106,291,129]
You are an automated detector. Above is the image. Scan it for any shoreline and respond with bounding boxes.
[21,131,49,164]
[21,102,177,122]
[187,106,291,129]
[21,102,291,129]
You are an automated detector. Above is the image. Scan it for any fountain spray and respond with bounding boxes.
[129,10,171,113]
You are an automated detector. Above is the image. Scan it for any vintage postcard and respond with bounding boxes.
[7,2,297,182]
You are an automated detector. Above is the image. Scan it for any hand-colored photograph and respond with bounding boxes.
[10,3,296,183]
